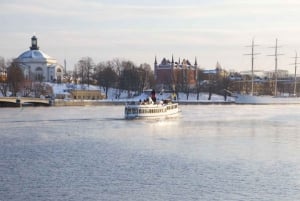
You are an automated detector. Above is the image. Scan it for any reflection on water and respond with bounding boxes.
[1,105,300,200]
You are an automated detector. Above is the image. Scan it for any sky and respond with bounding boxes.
[1,0,300,73]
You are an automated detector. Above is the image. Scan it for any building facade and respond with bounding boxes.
[154,55,198,90]
[14,35,64,83]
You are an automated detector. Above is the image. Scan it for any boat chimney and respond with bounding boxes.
[151,89,156,103]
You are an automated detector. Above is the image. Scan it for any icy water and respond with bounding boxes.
[1,105,300,201]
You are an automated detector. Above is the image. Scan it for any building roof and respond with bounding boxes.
[15,35,57,64]
[17,49,52,60]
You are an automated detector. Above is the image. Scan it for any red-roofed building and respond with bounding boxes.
[154,55,198,90]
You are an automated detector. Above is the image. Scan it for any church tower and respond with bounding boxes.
[30,35,39,50]
[154,56,158,79]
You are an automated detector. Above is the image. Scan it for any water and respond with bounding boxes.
[1,105,300,200]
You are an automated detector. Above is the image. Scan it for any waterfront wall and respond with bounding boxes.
[53,99,234,106]
[53,100,127,106]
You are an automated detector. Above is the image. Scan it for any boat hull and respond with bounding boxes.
[125,102,179,119]
[235,94,300,104]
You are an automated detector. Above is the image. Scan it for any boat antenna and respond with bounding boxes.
[267,38,284,97]
[244,38,260,95]
[290,51,300,96]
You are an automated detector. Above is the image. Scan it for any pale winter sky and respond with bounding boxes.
[1,0,300,73]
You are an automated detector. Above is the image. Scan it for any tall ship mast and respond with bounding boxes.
[244,38,260,95]
[291,51,300,96]
[268,38,283,96]
[236,39,300,104]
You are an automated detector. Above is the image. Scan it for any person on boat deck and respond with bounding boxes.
[151,89,156,103]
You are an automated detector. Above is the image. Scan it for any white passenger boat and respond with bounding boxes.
[125,99,179,119]
[125,89,179,119]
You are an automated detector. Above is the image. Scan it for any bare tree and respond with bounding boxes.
[119,60,139,97]
[182,68,190,100]
[195,68,205,100]
[138,63,154,93]
[32,82,53,98]
[7,62,24,96]
[94,61,118,98]
[76,57,94,88]
[172,68,190,99]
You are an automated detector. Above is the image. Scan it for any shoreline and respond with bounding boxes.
[53,99,235,107]
[0,98,235,107]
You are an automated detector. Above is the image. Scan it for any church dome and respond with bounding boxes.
[17,49,52,60]
[15,35,56,63]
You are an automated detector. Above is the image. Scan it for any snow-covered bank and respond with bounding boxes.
[50,83,235,104]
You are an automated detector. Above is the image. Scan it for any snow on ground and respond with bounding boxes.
[49,83,235,102]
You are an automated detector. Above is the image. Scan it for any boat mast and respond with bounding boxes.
[245,38,259,95]
[250,40,254,95]
[292,51,300,96]
[268,38,283,97]
[274,39,278,96]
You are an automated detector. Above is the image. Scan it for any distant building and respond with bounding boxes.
[202,62,227,80]
[240,69,289,80]
[154,55,198,90]
[14,35,64,82]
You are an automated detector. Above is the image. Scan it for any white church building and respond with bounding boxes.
[14,35,64,82]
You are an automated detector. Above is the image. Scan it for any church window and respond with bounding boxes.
[35,67,43,81]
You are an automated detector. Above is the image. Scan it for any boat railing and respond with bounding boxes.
[126,99,178,107]
[126,101,138,105]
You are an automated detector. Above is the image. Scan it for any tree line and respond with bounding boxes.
[71,57,155,98]
[70,57,232,100]
[1,55,299,99]
[0,57,155,98]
